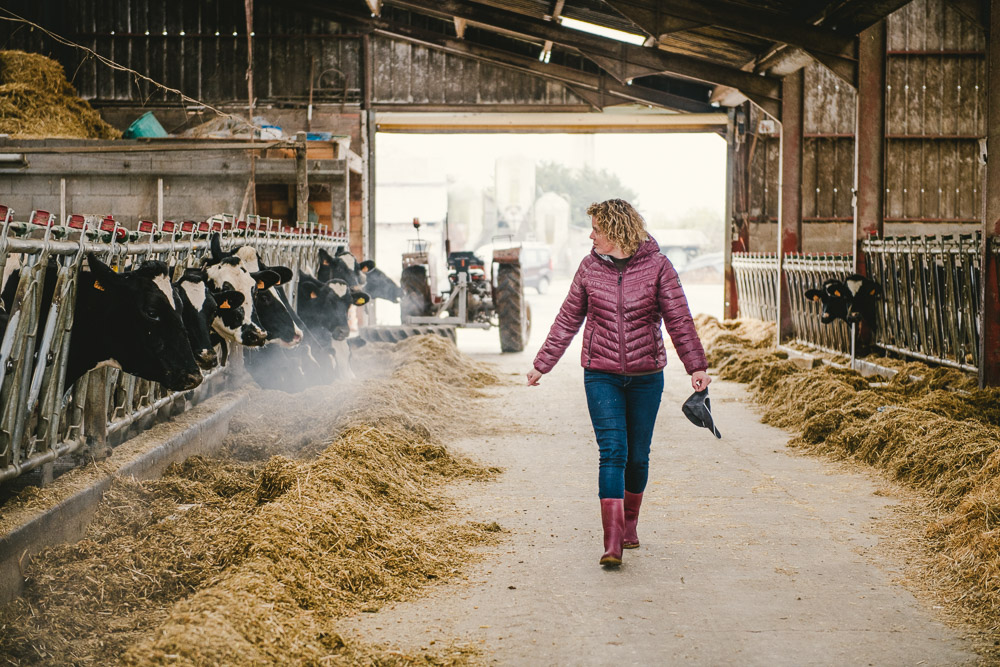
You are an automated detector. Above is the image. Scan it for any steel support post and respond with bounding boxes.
[853,20,887,274]
[776,69,804,342]
[295,131,309,226]
[724,107,738,319]
[980,1,1000,387]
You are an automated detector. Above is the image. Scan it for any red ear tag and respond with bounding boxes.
[257,280,265,289]
[93,280,105,291]
[219,300,231,309]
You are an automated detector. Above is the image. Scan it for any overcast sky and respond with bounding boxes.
[376,131,726,223]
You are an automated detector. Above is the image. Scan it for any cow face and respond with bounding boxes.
[361,267,402,303]
[805,279,851,324]
[844,274,882,326]
[75,255,203,391]
[233,246,302,347]
[297,275,370,342]
[317,248,376,289]
[174,268,244,370]
[203,257,277,346]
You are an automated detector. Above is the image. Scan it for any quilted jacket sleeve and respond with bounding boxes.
[532,261,589,373]
[657,259,709,375]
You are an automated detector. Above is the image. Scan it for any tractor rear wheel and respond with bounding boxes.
[496,263,529,352]
[400,265,433,322]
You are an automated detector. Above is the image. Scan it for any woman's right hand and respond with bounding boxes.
[526,368,543,386]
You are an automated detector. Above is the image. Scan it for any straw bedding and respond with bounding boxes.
[0,335,504,665]
[0,51,119,139]
[696,314,1000,637]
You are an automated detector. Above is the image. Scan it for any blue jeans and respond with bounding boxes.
[584,369,664,499]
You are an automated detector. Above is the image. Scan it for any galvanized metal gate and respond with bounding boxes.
[0,211,347,484]
[784,253,854,355]
[731,253,779,322]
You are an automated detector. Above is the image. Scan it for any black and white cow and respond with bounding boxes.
[361,267,402,303]
[297,273,370,380]
[844,273,882,327]
[2,255,203,391]
[804,279,851,324]
[317,247,375,289]
[173,267,244,370]
[203,234,279,347]
[804,274,882,329]
[232,245,302,347]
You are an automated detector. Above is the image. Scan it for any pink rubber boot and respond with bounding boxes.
[623,491,643,549]
[599,498,625,566]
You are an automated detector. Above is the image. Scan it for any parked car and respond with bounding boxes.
[475,241,553,294]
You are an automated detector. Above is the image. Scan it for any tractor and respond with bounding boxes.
[399,219,530,352]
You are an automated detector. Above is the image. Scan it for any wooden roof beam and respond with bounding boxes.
[605,0,858,87]
[539,0,566,63]
[310,3,716,114]
[382,0,781,112]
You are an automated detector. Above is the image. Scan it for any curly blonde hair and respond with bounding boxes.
[586,199,648,257]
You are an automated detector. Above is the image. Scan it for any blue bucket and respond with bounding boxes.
[124,111,168,139]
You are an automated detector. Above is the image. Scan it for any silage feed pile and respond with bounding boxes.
[696,314,1000,634]
[0,335,504,666]
[0,50,120,139]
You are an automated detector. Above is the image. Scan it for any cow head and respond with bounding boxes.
[805,279,851,324]
[317,248,375,289]
[174,267,244,370]
[844,273,882,327]
[361,267,402,303]
[297,274,370,342]
[202,234,277,347]
[233,246,302,347]
[75,254,203,391]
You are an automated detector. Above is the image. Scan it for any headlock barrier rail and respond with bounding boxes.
[0,208,348,484]
[863,234,982,372]
[784,253,854,355]
[731,253,778,323]
[732,234,985,373]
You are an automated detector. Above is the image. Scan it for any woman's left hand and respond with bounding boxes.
[691,371,712,392]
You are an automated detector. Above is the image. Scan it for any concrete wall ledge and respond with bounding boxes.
[0,389,249,605]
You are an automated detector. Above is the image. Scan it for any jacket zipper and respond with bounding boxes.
[617,269,625,373]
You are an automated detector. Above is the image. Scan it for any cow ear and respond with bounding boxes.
[319,249,334,266]
[87,253,121,292]
[805,289,823,302]
[360,260,375,273]
[352,290,371,306]
[335,246,348,257]
[271,266,294,285]
[251,269,281,290]
[210,232,224,261]
[215,290,245,310]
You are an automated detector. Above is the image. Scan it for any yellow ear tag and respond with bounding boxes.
[355,297,367,305]
[362,266,370,273]
[112,265,119,273]
[869,288,877,296]
[310,291,318,299]
[257,280,266,289]
[93,280,105,291]
[322,259,330,266]
[219,300,231,309]
[832,290,842,297]
[811,295,820,302]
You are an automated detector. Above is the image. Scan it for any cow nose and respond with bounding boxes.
[240,324,268,347]
[332,326,350,341]
[181,372,203,390]
[197,349,218,369]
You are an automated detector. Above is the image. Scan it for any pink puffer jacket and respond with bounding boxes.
[533,236,708,376]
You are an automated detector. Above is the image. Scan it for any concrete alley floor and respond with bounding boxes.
[341,279,975,666]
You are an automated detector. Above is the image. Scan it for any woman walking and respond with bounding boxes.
[526,199,711,567]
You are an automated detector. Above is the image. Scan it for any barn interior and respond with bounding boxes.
[4,0,1000,662]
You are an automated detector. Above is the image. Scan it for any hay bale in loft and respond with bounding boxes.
[0,50,120,139]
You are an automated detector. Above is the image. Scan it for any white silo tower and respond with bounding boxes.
[446,180,483,251]
[494,155,536,239]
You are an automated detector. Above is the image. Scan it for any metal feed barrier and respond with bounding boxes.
[784,253,854,355]
[863,234,981,372]
[731,236,985,373]
[731,253,779,322]
[0,209,348,484]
